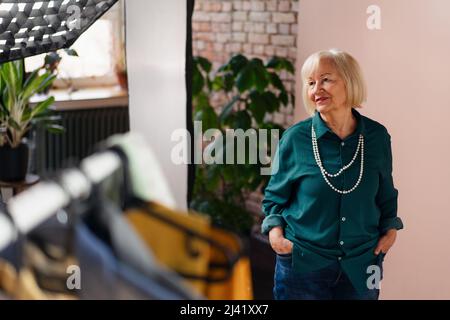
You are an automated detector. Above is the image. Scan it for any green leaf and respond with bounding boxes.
[249,90,279,115]
[269,72,285,91]
[30,96,55,119]
[248,101,265,125]
[206,77,213,91]
[223,72,234,92]
[36,73,56,94]
[223,112,235,128]
[0,73,3,102]
[195,56,212,73]
[194,106,219,131]
[232,110,252,130]
[248,91,267,124]
[15,60,24,92]
[279,91,288,106]
[0,99,9,116]
[44,52,62,66]
[3,88,14,112]
[212,75,224,91]
[64,48,78,57]
[44,124,65,134]
[7,118,21,131]
[23,69,40,90]
[205,164,222,191]
[0,62,18,99]
[219,95,240,124]
[235,63,253,93]
[20,72,56,101]
[266,56,281,69]
[260,121,285,132]
[192,63,205,96]
[217,62,229,73]
[252,59,270,93]
[236,59,269,93]
[31,114,61,121]
[222,164,235,181]
[212,72,235,92]
[261,91,280,112]
[193,92,210,111]
[227,54,249,75]
[266,56,295,74]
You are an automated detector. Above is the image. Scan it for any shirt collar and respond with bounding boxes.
[312,108,366,140]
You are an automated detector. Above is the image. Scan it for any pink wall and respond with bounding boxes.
[295,0,450,299]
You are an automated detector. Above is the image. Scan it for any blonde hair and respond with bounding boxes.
[300,49,367,116]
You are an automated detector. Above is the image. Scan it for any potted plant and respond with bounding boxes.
[0,59,63,181]
[40,48,79,93]
[189,54,295,298]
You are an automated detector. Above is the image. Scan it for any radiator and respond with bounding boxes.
[33,106,130,175]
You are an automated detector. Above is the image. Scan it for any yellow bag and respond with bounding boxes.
[126,201,252,299]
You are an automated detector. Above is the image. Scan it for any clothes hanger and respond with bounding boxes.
[12,169,86,296]
[72,162,202,299]
[108,145,244,283]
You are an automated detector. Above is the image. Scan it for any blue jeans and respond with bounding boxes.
[273,254,380,300]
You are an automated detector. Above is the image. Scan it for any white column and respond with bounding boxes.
[125,0,187,209]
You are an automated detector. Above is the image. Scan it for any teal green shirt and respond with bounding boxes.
[261,108,403,293]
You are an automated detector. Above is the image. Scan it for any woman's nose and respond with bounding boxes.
[312,82,323,95]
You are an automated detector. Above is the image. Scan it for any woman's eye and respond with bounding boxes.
[308,81,315,86]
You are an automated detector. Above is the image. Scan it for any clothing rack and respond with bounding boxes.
[0,151,122,252]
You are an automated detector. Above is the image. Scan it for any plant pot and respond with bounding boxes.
[116,70,128,90]
[249,226,276,300]
[0,143,29,182]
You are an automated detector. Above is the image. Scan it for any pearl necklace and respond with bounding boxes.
[311,125,364,194]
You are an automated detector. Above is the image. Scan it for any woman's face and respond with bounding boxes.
[307,59,347,114]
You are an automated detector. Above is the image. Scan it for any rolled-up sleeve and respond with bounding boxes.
[261,133,297,235]
[376,129,404,234]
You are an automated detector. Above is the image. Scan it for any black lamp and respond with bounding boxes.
[0,0,118,63]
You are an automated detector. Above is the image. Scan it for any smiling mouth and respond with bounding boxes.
[315,97,329,103]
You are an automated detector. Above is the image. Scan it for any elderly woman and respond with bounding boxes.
[261,49,403,300]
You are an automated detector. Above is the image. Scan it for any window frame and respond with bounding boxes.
[27,1,126,91]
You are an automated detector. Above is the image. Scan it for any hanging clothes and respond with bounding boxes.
[205,225,253,300]
[105,133,177,209]
[74,193,201,300]
[0,213,77,300]
[126,201,253,300]
[0,197,81,300]
[126,205,211,294]
[0,257,77,300]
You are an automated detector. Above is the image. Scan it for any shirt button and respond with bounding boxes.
[341,141,345,146]
[339,241,344,245]
[341,217,346,222]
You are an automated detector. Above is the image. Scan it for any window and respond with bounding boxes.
[24,1,126,90]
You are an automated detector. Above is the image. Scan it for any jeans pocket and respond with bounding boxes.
[277,252,293,258]
[276,252,293,270]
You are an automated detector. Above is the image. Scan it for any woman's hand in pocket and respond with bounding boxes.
[269,226,293,255]
[374,229,397,255]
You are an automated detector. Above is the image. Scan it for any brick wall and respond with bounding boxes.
[192,0,298,129]
[192,0,299,216]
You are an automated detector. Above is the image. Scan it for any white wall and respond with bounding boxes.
[125,0,188,209]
